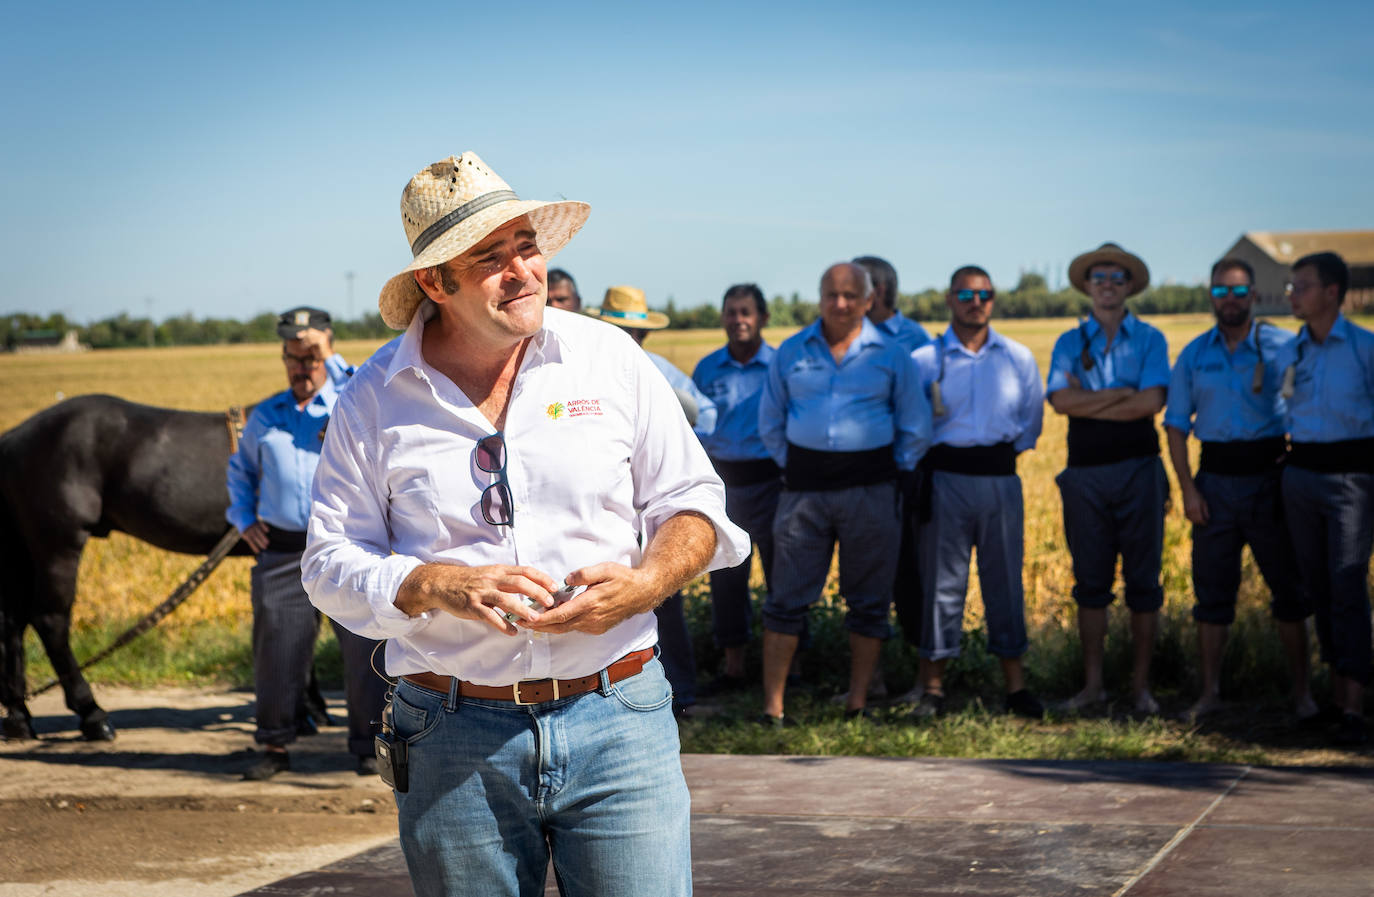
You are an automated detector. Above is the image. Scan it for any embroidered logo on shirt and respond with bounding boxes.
[546,402,566,420]
[555,398,604,418]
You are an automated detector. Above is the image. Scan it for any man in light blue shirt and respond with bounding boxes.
[692,284,781,695]
[1276,251,1374,746]
[586,285,716,716]
[757,262,931,724]
[1047,243,1170,716]
[1164,258,1315,723]
[854,255,932,354]
[910,266,1044,720]
[226,307,385,780]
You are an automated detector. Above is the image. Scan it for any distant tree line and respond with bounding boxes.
[2,311,394,350]
[4,277,1214,349]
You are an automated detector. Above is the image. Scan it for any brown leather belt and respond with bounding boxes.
[401,647,655,705]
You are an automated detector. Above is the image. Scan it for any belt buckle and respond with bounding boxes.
[513,679,558,705]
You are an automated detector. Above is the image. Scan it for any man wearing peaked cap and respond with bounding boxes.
[301,152,749,897]
[1047,242,1170,716]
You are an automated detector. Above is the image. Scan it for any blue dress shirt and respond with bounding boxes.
[1164,320,1292,441]
[647,351,717,438]
[1276,314,1374,443]
[226,354,351,533]
[759,318,931,471]
[912,327,1043,452]
[874,310,933,353]
[692,342,774,461]
[1046,311,1170,395]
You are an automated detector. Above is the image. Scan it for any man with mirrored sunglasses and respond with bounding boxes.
[227,306,388,781]
[909,267,1044,720]
[302,153,750,897]
[1276,251,1374,747]
[1164,258,1315,723]
[1047,242,1170,715]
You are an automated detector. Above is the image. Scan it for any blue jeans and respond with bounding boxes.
[390,657,691,897]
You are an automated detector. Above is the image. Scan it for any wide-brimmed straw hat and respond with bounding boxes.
[377,152,590,329]
[586,286,670,330]
[1068,242,1150,297]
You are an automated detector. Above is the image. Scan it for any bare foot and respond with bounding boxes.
[1133,690,1160,716]
[1059,688,1108,713]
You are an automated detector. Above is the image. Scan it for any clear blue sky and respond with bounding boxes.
[3,1,1371,325]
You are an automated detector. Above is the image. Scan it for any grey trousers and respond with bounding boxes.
[1281,467,1374,685]
[250,549,388,755]
[707,477,782,648]
[918,471,1028,660]
[1056,456,1167,612]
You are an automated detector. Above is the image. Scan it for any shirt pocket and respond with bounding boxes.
[386,467,446,546]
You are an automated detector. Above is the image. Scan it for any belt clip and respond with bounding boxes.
[514,679,556,705]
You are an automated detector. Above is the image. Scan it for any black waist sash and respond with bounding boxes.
[710,456,782,488]
[1199,437,1287,476]
[784,442,896,492]
[923,442,1017,476]
[1067,417,1159,467]
[265,526,307,553]
[1288,438,1374,474]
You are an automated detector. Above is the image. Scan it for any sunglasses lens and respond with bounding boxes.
[1210,286,1228,298]
[1232,285,1250,298]
[956,290,973,302]
[475,434,505,472]
[977,290,993,301]
[481,482,512,526]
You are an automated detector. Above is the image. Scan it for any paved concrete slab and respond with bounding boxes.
[238,755,1374,896]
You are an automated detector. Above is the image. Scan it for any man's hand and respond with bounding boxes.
[395,563,558,635]
[294,327,335,362]
[524,563,660,635]
[1181,483,1210,526]
[240,520,270,554]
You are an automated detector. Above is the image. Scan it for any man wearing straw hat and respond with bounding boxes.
[757,261,931,724]
[1047,242,1170,715]
[302,153,749,897]
[585,284,718,718]
[1163,257,1316,723]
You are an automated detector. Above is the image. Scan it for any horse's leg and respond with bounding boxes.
[0,603,34,740]
[30,542,115,741]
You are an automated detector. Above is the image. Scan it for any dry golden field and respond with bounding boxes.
[0,314,1358,685]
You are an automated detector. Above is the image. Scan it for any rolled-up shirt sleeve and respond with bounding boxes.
[1163,343,1195,434]
[303,394,429,641]
[1141,329,1171,391]
[629,350,750,572]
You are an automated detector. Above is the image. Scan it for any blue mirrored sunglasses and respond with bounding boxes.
[1089,271,1129,284]
[955,289,994,303]
[1210,285,1252,299]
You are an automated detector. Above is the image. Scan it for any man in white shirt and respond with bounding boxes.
[302,152,749,897]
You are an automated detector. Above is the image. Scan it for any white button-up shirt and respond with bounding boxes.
[302,305,750,686]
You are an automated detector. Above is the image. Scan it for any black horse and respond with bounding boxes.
[0,394,259,740]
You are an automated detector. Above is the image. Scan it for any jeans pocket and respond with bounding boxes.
[610,663,675,713]
[391,686,444,744]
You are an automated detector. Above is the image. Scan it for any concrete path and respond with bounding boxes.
[239,753,1374,896]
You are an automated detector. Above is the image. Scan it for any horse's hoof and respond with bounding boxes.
[80,717,116,741]
[2,715,36,741]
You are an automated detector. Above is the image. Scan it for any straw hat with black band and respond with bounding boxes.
[1068,242,1150,297]
[378,152,590,330]
[586,286,671,330]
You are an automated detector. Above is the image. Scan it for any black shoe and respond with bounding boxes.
[910,692,946,720]
[1333,713,1369,747]
[1296,702,1343,732]
[243,750,290,781]
[295,715,320,737]
[1005,689,1045,720]
[755,713,796,729]
[356,755,379,776]
[699,673,749,697]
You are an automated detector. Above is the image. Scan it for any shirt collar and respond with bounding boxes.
[1204,318,1261,352]
[384,299,570,387]
[804,317,885,352]
[723,341,773,368]
[939,325,1003,355]
[1084,310,1136,340]
[1296,313,1349,348]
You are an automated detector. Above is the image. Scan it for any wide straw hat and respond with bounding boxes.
[377,152,590,329]
[1068,242,1150,297]
[586,286,671,330]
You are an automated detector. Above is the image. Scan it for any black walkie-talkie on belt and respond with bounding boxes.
[374,691,409,793]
